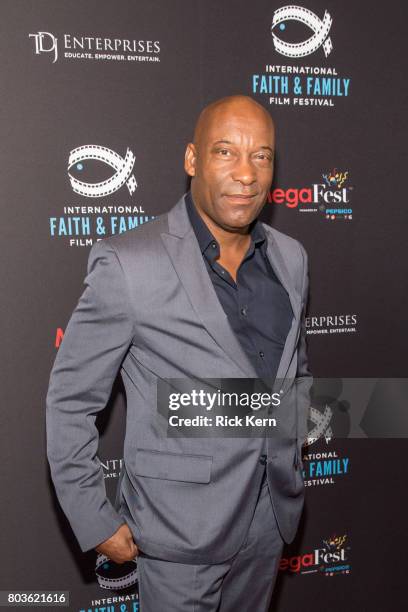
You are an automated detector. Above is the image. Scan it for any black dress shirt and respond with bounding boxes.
[185,191,293,381]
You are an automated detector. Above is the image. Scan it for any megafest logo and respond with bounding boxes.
[29,31,160,64]
[252,5,351,108]
[49,144,155,247]
[268,169,354,219]
[280,533,351,576]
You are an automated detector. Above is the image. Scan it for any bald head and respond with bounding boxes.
[193,95,274,146]
[184,94,275,235]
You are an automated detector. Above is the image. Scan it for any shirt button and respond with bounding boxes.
[259,454,267,465]
[240,306,248,316]
[259,351,265,359]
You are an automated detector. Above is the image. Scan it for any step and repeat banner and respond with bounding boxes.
[1,1,407,611]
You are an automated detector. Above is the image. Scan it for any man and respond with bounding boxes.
[46,95,312,611]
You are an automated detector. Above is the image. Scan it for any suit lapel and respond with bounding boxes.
[161,203,258,378]
[263,229,302,381]
[160,195,302,381]
[264,229,302,323]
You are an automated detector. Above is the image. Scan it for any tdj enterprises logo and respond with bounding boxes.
[68,145,137,198]
[29,31,58,63]
[280,534,351,576]
[268,169,354,220]
[100,457,124,480]
[306,313,358,336]
[29,31,160,64]
[271,5,333,58]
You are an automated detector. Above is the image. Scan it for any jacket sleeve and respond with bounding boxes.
[295,242,313,462]
[46,238,135,552]
[296,242,312,380]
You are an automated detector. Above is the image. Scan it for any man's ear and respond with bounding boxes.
[184,143,197,177]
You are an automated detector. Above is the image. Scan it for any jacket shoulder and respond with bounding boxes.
[96,212,168,255]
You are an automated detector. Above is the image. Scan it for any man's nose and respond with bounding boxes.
[231,156,257,185]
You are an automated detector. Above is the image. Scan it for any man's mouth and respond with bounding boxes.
[224,193,258,201]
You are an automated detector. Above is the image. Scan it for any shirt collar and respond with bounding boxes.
[185,190,268,257]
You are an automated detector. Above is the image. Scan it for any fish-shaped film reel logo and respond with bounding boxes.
[306,405,333,446]
[271,5,333,58]
[68,145,137,198]
[95,552,138,590]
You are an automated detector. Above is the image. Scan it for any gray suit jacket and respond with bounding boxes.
[46,193,312,564]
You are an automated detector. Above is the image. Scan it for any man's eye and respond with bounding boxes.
[217,149,231,156]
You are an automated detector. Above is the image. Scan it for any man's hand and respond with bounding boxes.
[95,523,139,563]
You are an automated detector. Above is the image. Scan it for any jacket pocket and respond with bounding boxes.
[134,448,213,484]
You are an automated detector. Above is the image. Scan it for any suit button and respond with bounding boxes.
[259,454,267,465]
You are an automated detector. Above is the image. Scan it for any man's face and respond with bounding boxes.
[185,104,275,232]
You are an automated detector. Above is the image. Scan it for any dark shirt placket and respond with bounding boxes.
[185,191,293,383]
